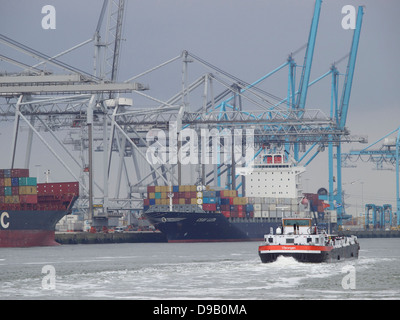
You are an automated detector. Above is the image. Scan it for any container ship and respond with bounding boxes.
[0,168,79,247]
[144,154,328,242]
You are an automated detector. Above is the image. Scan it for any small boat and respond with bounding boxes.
[258,218,360,263]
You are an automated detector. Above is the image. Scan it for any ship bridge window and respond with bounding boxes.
[286,238,294,244]
[283,219,311,227]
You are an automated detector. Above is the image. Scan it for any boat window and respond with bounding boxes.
[286,238,294,244]
[283,219,311,227]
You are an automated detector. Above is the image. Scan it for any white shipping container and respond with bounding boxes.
[262,211,269,218]
[254,211,262,218]
[254,204,262,211]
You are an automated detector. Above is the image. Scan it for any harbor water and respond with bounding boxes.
[0,238,399,300]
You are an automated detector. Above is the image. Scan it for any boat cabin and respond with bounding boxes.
[281,218,313,235]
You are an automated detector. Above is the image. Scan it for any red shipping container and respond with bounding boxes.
[143,199,150,206]
[20,195,38,204]
[11,169,29,178]
[12,186,19,195]
[185,198,191,204]
[173,198,179,204]
[237,205,243,211]
[0,188,4,196]
[147,186,155,193]
[230,211,239,218]
[229,198,234,205]
[238,211,245,218]
[202,203,217,211]
[184,192,191,199]
[0,179,4,187]
[178,192,185,198]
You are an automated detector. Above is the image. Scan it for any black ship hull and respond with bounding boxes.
[144,210,281,242]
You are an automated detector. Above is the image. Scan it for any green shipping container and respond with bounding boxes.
[18,177,37,186]
[155,192,161,199]
[4,186,12,196]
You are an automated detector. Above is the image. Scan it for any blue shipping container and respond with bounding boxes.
[220,198,229,205]
[173,186,179,192]
[149,199,156,205]
[11,178,19,186]
[208,197,217,204]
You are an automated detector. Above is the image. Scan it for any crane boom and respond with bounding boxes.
[339,6,364,129]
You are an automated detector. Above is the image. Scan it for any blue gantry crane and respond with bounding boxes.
[341,127,400,227]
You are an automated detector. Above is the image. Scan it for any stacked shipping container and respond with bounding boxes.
[0,168,79,211]
[0,169,37,205]
[143,185,255,218]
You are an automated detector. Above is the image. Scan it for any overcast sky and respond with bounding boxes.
[0,0,399,215]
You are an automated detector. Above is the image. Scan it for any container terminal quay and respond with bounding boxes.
[0,0,399,247]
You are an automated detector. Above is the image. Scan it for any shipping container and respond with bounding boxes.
[147,185,155,193]
[173,186,179,192]
[12,186,19,195]
[155,192,161,199]
[19,186,37,195]
[4,178,11,187]
[4,186,12,196]
[220,198,229,205]
[202,203,217,211]
[254,211,262,218]
[11,169,29,178]
[19,194,38,204]
[18,177,37,186]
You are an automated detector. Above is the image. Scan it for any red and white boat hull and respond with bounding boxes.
[258,243,359,263]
